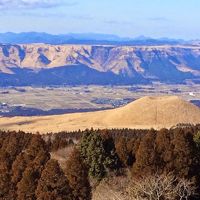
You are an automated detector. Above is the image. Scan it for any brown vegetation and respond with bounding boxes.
[1,125,200,199]
[0,96,200,133]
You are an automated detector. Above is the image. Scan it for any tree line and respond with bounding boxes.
[0,125,200,199]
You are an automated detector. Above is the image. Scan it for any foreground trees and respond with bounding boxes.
[17,164,41,200]
[36,159,73,200]
[0,151,12,199]
[80,131,108,180]
[80,131,120,180]
[132,130,157,175]
[128,174,195,200]
[65,148,91,200]
[0,131,92,200]
[1,126,200,199]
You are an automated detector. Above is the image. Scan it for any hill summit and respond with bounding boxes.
[107,96,200,127]
[0,96,200,133]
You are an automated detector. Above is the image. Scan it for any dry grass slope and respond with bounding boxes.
[0,96,200,133]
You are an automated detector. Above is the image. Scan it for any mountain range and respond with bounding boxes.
[0,43,200,86]
[0,32,186,45]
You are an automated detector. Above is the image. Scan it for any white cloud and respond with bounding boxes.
[0,0,76,9]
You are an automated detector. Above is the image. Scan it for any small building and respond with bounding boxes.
[189,92,195,97]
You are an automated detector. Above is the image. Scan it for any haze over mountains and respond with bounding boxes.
[0,43,200,86]
[0,32,186,45]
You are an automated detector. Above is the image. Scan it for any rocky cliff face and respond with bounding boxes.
[0,44,200,85]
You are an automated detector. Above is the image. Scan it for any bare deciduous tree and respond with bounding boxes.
[175,179,195,200]
[128,174,195,200]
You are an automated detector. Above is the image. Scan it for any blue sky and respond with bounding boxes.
[0,0,200,39]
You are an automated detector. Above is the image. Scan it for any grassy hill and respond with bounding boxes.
[0,96,200,133]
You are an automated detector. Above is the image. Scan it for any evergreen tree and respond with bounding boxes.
[0,150,12,199]
[193,131,200,149]
[171,129,200,178]
[65,148,91,200]
[36,159,73,200]
[26,135,48,158]
[132,130,157,175]
[115,137,129,167]
[11,144,50,198]
[80,131,107,180]
[0,168,11,199]
[11,152,30,185]
[155,128,173,172]
[16,163,41,200]
[102,134,121,170]
[16,145,50,200]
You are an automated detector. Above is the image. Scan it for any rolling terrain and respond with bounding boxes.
[0,44,200,85]
[0,96,200,133]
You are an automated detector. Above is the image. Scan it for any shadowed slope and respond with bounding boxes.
[0,44,200,85]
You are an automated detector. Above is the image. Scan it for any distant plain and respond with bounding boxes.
[0,84,200,114]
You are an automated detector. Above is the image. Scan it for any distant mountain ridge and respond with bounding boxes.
[0,32,185,45]
[0,43,200,86]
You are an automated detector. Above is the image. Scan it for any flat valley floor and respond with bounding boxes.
[0,84,200,116]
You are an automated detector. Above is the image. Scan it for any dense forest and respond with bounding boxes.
[1,125,200,200]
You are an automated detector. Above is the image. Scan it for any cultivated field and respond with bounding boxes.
[0,84,200,112]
